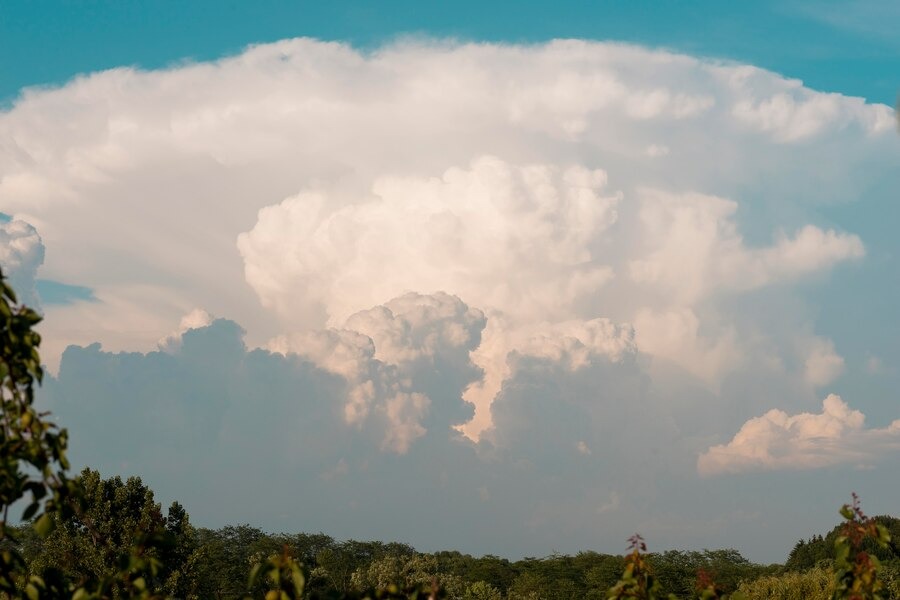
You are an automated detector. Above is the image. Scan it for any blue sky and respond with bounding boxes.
[2,1,898,107]
[1,1,899,564]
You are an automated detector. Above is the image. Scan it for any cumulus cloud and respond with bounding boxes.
[802,337,845,387]
[731,88,894,142]
[238,158,865,431]
[628,190,864,305]
[698,395,900,476]
[0,219,44,307]
[158,308,214,353]
[269,292,484,451]
[237,157,619,327]
[633,308,741,385]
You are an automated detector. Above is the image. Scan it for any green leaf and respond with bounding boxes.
[24,582,39,600]
[33,513,54,537]
[291,567,305,595]
[247,563,262,588]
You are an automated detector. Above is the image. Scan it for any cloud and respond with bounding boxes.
[158,308,214,353]
[2,38,898,559]
[237,157,619,328]
[865,354,887,375]
[269,292,484,449]
[802,336,845,387]
[0,39,891,370]
[628,190,864,305]
[698,395,900,477]
[0,219,44,308]
[633,307,741,385]
[41,306,662,554]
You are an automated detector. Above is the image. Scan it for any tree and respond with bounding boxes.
[461,581,501,600]
[0,267,180,599]
[0,266,78,596]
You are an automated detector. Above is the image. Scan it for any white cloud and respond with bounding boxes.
[381,391,430,453]
[270,292,483,450]
[633,307,741,385]
[628,190,864,305]
[0,219,44,308]
[698,394,900,476]
[1,39,889,375]
[719,64,895,141]
[158,308,214,353]
[802,337,845,387]
[513,318,635,371]
[237,156,620,328]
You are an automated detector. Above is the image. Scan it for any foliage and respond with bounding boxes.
[786,517,900,572]
[605,534,664,600]
[22,470,207,599]
[0,265,177,598]
[831,494,891,600]
[350,554,464,597]
[648,550,771,598]
[0,267,76,595]
[736,566,833,600]
[460,581,501,600]
[246,547,306,600]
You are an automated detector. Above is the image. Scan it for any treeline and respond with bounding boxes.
[8,465,752,598]
[10,468,900,599]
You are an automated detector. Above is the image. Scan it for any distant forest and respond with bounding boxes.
[10,467,900,599]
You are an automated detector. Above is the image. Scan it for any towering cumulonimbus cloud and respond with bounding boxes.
[237,156,625,433]
[2,37,899,559]
[237,156,866,433]
[0,38,892,378]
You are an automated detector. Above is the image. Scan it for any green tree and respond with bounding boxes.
[350,554,464,599]
[0,268,179,599]
[25,469,202,598]
[461,581,501,600]
[736,567,832,600]
[0,266,77,596]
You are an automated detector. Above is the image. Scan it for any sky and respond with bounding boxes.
[1,1,899,563]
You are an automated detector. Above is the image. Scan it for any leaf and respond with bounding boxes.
[247,562,262,588]
[33,513,54,537]
[72,589,89,600]
[291,567,306,596]
[24,582,39,600]
[21,501,39,521]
